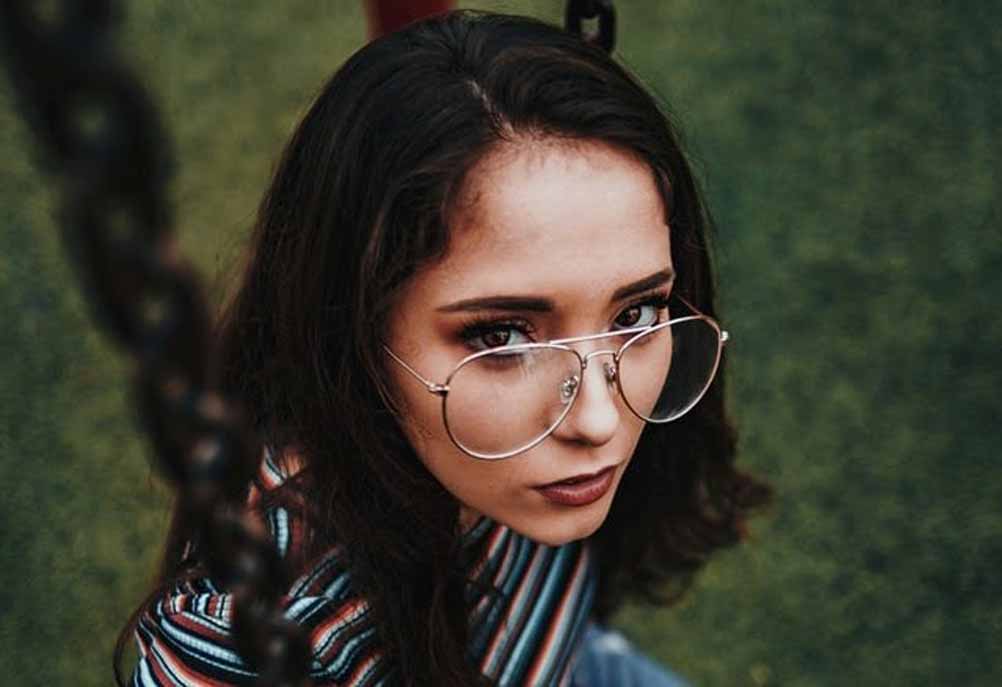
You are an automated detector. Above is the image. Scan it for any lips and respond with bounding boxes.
[541,467,613,487]
[534,465,617,507]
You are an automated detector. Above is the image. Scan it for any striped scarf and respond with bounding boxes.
[133,450,597,686]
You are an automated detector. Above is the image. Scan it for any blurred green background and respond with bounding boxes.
[1,2,998,685]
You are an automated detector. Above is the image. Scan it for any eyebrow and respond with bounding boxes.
[610,267,676,301]
[436,267,676,313]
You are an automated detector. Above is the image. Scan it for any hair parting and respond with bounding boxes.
[117,11,770,685]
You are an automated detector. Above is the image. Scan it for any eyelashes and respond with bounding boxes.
[456,290,672,352]
[615,293,670,328]
[458,316,536,351]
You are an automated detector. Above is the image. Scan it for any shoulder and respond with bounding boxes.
[131,550,388,685]
[131,449,394,685]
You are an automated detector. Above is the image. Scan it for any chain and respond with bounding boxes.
[0,1,311,684]
[565,0,617,53]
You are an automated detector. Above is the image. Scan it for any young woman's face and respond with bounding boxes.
[385,140,673,546]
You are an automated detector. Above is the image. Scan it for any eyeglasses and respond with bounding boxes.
[384,297,727,460]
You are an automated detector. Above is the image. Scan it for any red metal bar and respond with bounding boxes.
[365,0,456,39]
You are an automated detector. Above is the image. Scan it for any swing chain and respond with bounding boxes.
[565,0,617,53]
[0,1,310,684]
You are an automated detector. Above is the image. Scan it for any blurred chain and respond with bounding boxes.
[565,0,616,53]
[0,1,310,684]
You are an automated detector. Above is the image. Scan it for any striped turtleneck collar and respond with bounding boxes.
[462,515,597,685]
[250,448,598,685]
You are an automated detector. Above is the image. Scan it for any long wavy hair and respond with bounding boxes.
[118,10,770,686]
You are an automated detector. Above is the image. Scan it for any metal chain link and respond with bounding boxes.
[0,1,311,684]
[565,0,617,53]
[1,2,618,682]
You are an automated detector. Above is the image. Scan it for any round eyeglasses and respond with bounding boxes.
[384,297,727,460]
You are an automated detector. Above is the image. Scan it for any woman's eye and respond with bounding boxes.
[465,325,532,351]
[614,301,662,329]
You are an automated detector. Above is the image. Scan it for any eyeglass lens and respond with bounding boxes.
[443,319,720,459]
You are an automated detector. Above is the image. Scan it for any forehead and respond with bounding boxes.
[419,140,670,303]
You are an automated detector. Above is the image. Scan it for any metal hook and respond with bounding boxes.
[564,0,617,53]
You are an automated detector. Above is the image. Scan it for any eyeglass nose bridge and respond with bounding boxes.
[552,326,643,387]
[554,351,618,411]
[577,348,619,384]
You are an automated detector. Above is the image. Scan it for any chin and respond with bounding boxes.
[515,505,611,547]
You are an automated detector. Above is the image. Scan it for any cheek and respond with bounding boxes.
[442,377,565,459]
[390,370,487,485]
[414,432,534,522]
[392,377,534,513]
[388,366,446,454]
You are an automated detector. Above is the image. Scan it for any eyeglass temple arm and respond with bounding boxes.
[383,345,449,396]
[676,295,729,344]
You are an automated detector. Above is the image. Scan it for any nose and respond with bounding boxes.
[550,351,620,447]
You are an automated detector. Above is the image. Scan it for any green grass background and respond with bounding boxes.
[1,2,998,685]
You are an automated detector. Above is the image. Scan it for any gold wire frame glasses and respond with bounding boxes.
[384,297,728,460]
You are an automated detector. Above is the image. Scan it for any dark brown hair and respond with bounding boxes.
[119,10,770,686]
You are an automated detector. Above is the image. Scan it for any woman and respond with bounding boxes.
[120,11,769,686]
